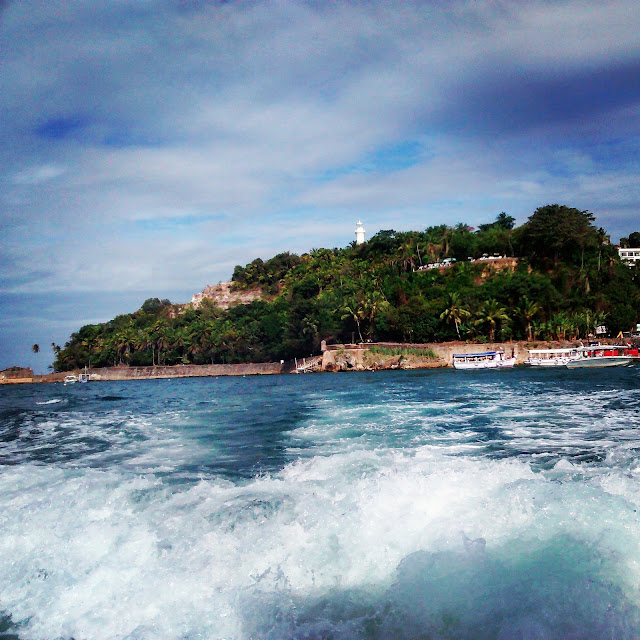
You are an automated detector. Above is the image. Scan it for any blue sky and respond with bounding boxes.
[1,0,640,373]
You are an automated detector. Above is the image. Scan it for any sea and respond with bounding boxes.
[1,367,640,639]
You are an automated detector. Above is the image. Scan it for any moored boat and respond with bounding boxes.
[452,350,516,370]
[525,348,581,367]
[64,375,78,385]
[565,345,632,368]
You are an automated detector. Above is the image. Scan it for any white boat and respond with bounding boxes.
[565,345,632,368]
[78,366,90,383]
[525,348,581,367]
[452,350,516,370]
[64,375,78,385]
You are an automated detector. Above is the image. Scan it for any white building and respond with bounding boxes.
[355,220,366,245]
[618,247,640,266]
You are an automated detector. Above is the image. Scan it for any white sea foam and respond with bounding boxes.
[3,372,640,638]
[35,399,64,405]
[2,441,640,639]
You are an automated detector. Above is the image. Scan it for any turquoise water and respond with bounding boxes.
[1,368,640,639]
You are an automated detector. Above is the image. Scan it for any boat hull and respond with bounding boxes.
[453,358,516,370]
[566,356,632,368]
[526,359,575,367]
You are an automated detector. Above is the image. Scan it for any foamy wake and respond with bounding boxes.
[2,445,640,639]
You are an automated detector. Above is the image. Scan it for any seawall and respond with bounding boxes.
[32,361,294,384]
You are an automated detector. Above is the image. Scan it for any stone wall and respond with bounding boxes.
[0,367,34,384]
[322,344,445,371]
[0,377,34,384]
[31,361,294,384]
[85,361,294,381]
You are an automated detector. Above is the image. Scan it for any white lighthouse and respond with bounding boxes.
[355,220,366,245]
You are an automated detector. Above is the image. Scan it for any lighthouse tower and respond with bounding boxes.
[355,220,366,245]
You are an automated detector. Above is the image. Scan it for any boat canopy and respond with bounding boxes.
[453,351,497,358]
[575,345,624,352]
[528,348,578,354]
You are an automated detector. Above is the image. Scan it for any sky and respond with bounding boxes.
[1,0,640,373]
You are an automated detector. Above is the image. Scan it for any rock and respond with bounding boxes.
[191,282,263,310]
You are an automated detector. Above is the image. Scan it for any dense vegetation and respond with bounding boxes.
[53,205,640,371]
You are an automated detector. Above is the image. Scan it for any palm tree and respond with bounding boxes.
[439,292,471,339]
[150,319,169,365]
[172,326,191,363]
[80,334,99,368]
[475,299,509,342]
[113,329,127,364]
[548,312,573,341]
[593,226,609,272]
[362,290,389,339]
[514,296,541,341]
[188,322,211,360]
[32,344,40,354]
[156,326,176,365]
[93,336,108,368]
[441,226,453,257]
[399,238,417,273]
[341,303,365,344]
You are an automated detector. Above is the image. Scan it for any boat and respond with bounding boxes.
[64,375,78,385]
[525,348,581,367]
[78,366,90,383]
[565,345,632,368]
[452,350,516,370]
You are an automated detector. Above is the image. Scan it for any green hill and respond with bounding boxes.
[53,205,640,371]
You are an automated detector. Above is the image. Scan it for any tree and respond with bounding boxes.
[478,212,515,232]
[439,292,471,339]
[449,224,477,261]
[547,312,576,341]
[32,344,40,354]
[520,204,598,267]
[360,290,390,339]
[514,297,540,341]
[495,212,515,230]
[474,299,509,342]
[140,298,171,314]
[608,304,636,334]
[595,227,609,272]
[341,302,365,343]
